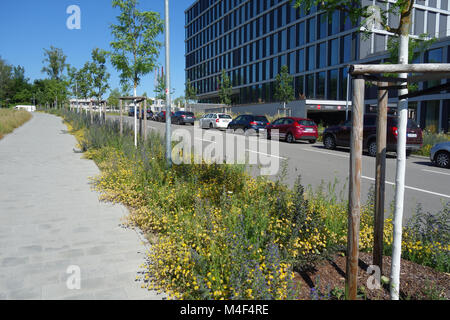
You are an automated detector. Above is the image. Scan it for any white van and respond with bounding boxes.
[14,105,36,112]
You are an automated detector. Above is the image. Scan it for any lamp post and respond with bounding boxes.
[165,0,172,167]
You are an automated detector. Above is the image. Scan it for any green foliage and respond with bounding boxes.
[294,0,414,35]
[110,0,164,92]
[41,46,68,81]
[88,48,110,103]
[218,69,232,106]
[108,88,122,108]
[185,79,197,104]
[274,65,294,106]
[414,131,450,156]
[154,69,174,101]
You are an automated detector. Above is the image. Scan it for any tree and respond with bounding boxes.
[0,57,13,107]
[108,88,121,110]
[89,48,110,119]
[218,69,232,106]
[154,69,174,100]
[185,79,197,105]
[41,46,68,81]
[110,0,163,97]
[110,0,164,146]
[294,0,416,300]
[274,65,294,110]
[173,96,185,107]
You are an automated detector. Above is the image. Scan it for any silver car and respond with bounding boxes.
[430,141,450,168]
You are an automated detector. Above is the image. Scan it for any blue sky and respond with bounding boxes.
[0,0,193,99]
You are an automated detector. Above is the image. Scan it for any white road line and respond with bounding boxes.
[422,169,450,176]
[194,138,285,159]
[362,176,450,199]
[246,149,287,160]
[300,147,349,158]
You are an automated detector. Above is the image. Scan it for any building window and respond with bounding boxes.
[273,33,279,54]
[297,48,305,72]
[329,38,339,66]
[298,22,305,46]
[272,57,279,78]
[307,17,316,42]
[317,72,326,99]
[328,69,338,100]
[288,25,296,49]
[307,46,315,71]
[329,11,340,36]
[340,67,349,100]
[341,34,352,63]
[289,51,296,74]
[281,29,287,52]
[306,73,315,98]
[318,42,327,68]
[318,13,327,39]
[295,75,304,99]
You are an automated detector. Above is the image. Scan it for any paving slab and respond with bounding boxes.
[0,113,164,300]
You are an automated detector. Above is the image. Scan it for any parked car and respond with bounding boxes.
[227,115,270,133]
[155,111,174,122]
[172,111,195,125]
[199,113,233,129]
[146,109,153,120]
[322,114,423,157]
[128,106,135,117]
[430,141,450,168]
[266,117,318,143]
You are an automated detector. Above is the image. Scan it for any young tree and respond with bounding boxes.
[108,88,121,111]
[154,69,174,100]
[110,0,164,146]
[41,46,68,81]
[218,69,232,106]
[185,79,197,105]
[274,65,294,111]
[89,48,111,121]
[294,0,416,300]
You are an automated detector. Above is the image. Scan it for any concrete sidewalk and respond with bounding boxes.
[0,112,163,300]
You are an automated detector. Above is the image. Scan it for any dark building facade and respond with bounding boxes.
[185,0,450,132]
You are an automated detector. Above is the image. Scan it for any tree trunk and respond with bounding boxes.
[390,12,411,301]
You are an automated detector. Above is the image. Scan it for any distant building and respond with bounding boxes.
[185,0,450,131]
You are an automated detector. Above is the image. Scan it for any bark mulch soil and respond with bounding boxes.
[293,252,449,300]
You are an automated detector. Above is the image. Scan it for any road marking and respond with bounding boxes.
[300,147,349,158]
[362,176,450,199]
[194,139,285,159]
[422,169,450,176]
[246,149,287,160]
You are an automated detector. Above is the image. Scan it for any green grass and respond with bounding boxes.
[0,108,32,139]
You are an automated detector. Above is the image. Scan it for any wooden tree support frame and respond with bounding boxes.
[346,63,450,300]
[119,96,147,140]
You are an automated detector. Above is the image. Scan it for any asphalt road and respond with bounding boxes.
[110,115,450,221]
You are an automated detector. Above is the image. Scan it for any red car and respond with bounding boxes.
[266,117,318,144]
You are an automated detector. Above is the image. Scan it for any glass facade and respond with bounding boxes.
[185,0,450,105]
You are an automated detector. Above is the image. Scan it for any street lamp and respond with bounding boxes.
[165,0,172,167]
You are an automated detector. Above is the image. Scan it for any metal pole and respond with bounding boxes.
[346,71,350,121]
[119,99,123,136]
[144,99,147,141]
[165,0,172,167]
[374,82,388,273]
[346,76,365,300]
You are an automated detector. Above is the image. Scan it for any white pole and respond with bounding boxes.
[165,0,172,167]
[346,71,350,121]
[134,88,137,147]
[390,31,409,301]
